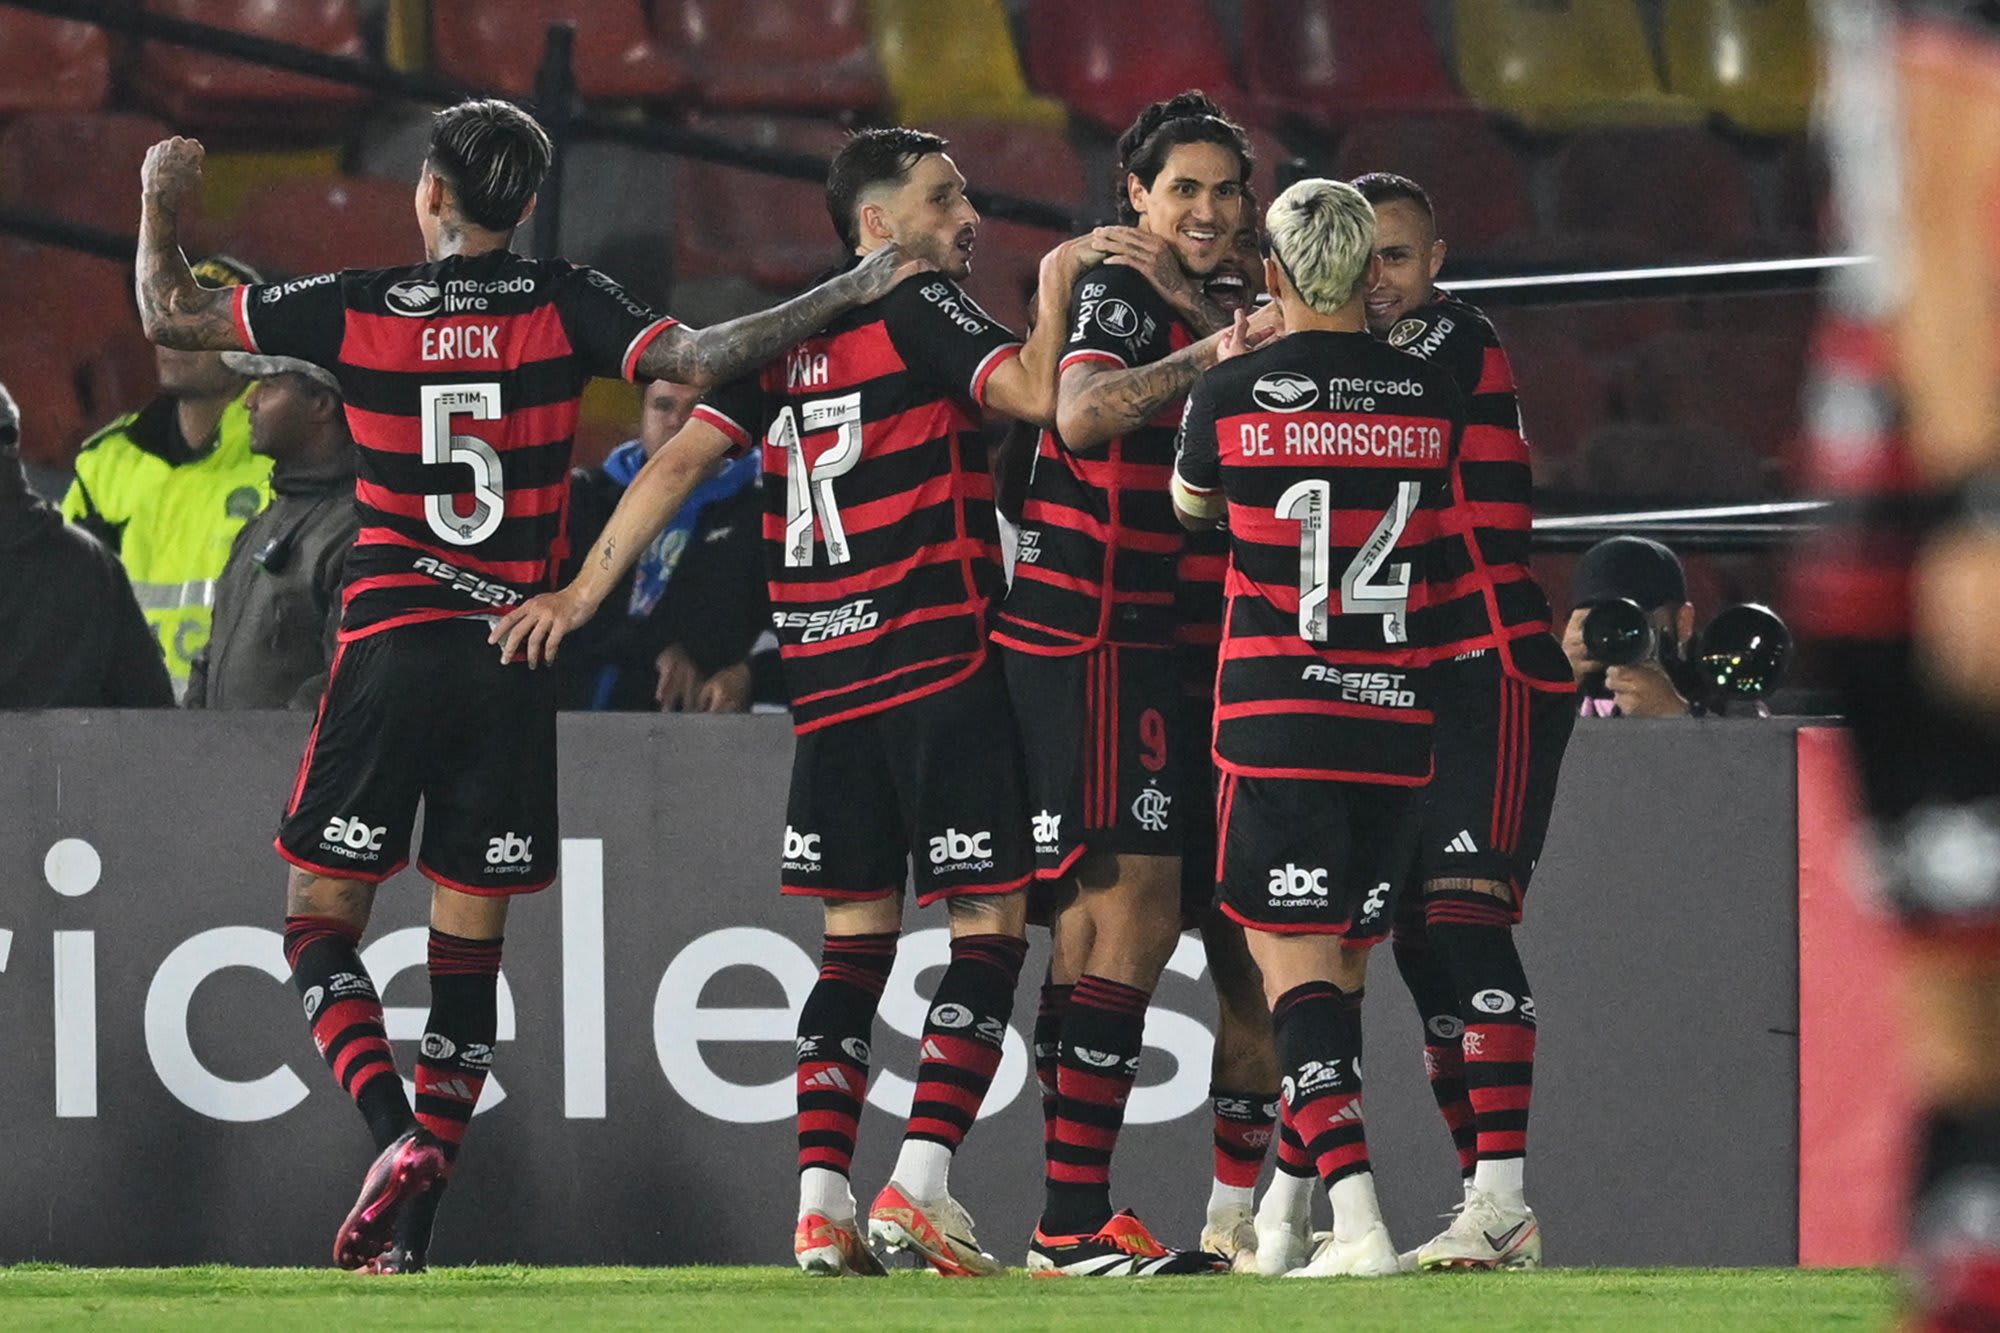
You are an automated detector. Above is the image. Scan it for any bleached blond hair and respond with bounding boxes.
[1265,178,1376,314]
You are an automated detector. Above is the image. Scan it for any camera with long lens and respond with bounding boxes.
[1692,603,1792,703]
[1581,597,1658,668]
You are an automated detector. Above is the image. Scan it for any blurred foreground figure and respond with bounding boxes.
[1800,3,2000,1326]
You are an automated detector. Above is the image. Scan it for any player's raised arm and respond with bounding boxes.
[1056,335,1225,452]
[491,416,738,667]
[135,138,245,352]
[977,236,1102,428]
[636,243,931,389]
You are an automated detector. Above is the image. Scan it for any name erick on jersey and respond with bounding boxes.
[232,251,675,639]
[1382,293,1571,688]
[995,262,1192,653]
[1175,330,1464,784]
[691,275,1022,733]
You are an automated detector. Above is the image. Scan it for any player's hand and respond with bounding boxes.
[141,137,205,210]
[696,661,753,713]
[1604,660,1691,718]
[1090,225,1202,314]
[1042,234,1106,288]
[654,644,703,712]
[845,242,934,303]
[1244,299,1285,345]
[491,587,594,668]
[1214,308,1254,363]
[1561,608,1599,681]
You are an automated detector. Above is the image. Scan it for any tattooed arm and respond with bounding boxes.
[635,243,930,388]
[1055,334,1224,451]
[135,138,244,351]
[491,418,737,667]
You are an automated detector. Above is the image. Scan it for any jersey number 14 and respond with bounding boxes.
[1276,479,1420,645]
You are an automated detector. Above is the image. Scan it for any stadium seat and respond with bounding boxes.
[1451,0,1702,131]
[433,0,687,102]
[198,148,345,231]
[1581,421,1765,500]
[1331,115,1529,253]
[674,117,850,290]
[0,112,177,238]
[225,175,417,276]
[1498,330,1610,465]
[1241,0,1466,129]
[660,0,882,112]
[0,12,110,115]
[1,332,86,470]
[134,0,366,129]
[1550,129,1760,258]
[1622,328,1806,463]
[1025,0,1246,133]
[1663,0,1815,136]
[872,0,1064,127]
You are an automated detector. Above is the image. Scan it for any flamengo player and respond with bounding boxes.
[997,91,1255,1276]
[496,128,1096,1278]
[134,102,920,1271]
[1173,178,1463,1278]
[1346,172,1576,1271]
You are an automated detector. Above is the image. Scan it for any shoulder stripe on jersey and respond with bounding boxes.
[970,342,1023,407]
[621,317,679,382]
[691,402,751,451]
[1060,349,1127,374]
[232,286,261,354]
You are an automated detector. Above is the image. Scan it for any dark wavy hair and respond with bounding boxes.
[826,127,950,250]
[1114,90,1254,223]
[425,99,553,234]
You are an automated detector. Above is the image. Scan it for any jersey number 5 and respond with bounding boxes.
[774,391,863,568]
[1275,479,1421,644]
[420,383,504,547]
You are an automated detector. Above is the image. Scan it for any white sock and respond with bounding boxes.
[1472,1157,1526,1205]
[889,1139,953,1202]
[1328,1171,1385,1244]
[798,1167,854,1223]
[1257,1170,1314,1227]
[1208,1179,1256,1216]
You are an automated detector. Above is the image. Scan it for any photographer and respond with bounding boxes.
[1562,536,1698,718]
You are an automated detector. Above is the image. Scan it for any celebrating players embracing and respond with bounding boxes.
[1174,178,1464,1278]
[495,127,1098,1277]
[135,99,921,1271]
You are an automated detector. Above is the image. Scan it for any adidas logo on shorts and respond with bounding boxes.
[1445,829,1480,855]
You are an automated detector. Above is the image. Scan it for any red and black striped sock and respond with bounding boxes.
[413,929,503,1163]
[1275,1100,1314,1180]
[1043,973,1150,1236]
[1425,892,1536,1173]
[1274,981,1371,1189]
[1393,922,1479,1180]
[795,931,897,1181]
[905,933,1029,1153]
[1211,1088,1281,1190]
[284,914,411,1150]
[1034,980,1072,1152]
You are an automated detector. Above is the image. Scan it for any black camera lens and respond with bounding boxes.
[1697,603,1792,700]
[1582,597,1656,667]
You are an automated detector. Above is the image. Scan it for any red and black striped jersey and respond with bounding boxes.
[1382,293,1571,688]
[994,263,1191,654]
[233,252,674,640]
[1176,330,1463,784]
[1174,526,1228,699]
[692,275,1021,733]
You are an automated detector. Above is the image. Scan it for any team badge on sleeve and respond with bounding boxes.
[1388,318,1427,348]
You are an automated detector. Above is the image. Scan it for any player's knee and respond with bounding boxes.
[946,889,1027,937]
[285,867,373,930]
[430,884,509,941]
[823,894,903,937]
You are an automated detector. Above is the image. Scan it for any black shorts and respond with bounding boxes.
[1415,652,1575,918]
[277,618,558,894]
[1177,691,1219,923]
[1002,643,1183,878]
[782,658,1034,908]
[1217,773,1420,939]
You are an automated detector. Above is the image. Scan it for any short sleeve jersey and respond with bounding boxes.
[232,251,676,639]
[994,263,1192,654]
[691,274,1022,733]
[1383,293,1570,687]
[1176,330,1464,785]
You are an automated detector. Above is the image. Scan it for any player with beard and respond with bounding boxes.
[496,128,1097,1278]
[1337,172,1574,1272]
[134,100,924,1273]
[995,90,1271,1276]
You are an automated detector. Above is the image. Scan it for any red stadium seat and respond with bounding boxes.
[674,117,850,290]
[0,112,176,238]
[0,332,86,471]
[134,0,366,128]
[4,241,138,377]
[1581,421,1765,500]
[1550,129,1760,259]
[1622,328,1806,462]
[1332,115,1529,253]
[1025,0,1245,133]
[1498,330,1610,465]
[225,175,417,276]
[0,12,110,115]
[661,0,883,113]
[433,0,687,101]
[1242,0,1466,129]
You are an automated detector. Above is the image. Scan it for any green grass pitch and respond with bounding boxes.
[0,1265,1896,1331]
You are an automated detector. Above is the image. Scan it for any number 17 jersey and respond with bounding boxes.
[1174,330,1464,785]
